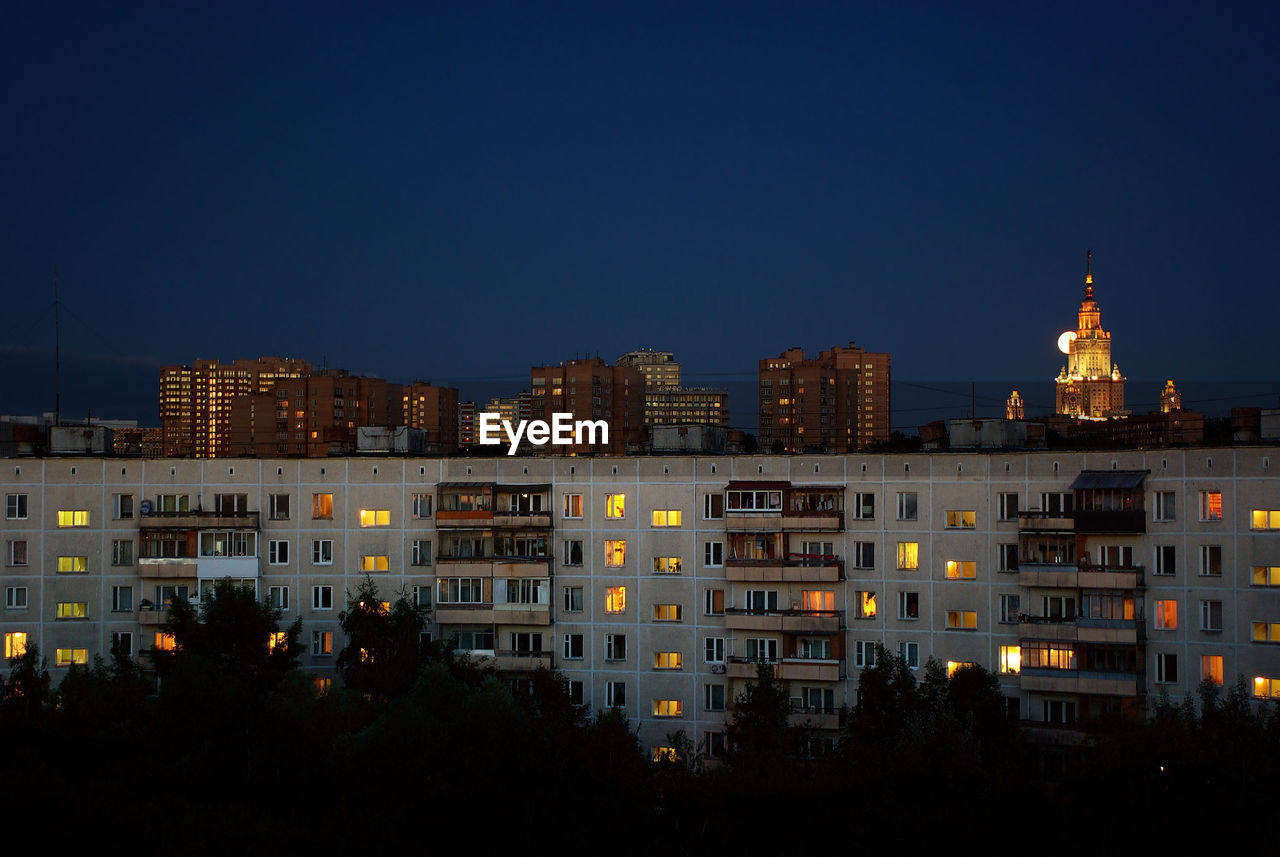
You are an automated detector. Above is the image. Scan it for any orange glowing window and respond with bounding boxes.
[312,493,333,519]
[268,631,288,652]
[946,610,978,630]
[652,699,683,717]
[857,591,877,619]
[605,586,626,614]
[802,590,835,611]
[605,540,626,567]
[154,632,177,652]
[999,645,1021,675]
[1155,600,1178,630]
[1202,655,1224,686]
[946,660,977,678]
[1200,491,1222,521]
[945,560,976,579]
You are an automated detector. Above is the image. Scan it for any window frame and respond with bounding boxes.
[312,585,334,611]
[269,493,290,521]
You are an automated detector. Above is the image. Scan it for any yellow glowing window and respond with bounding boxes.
[606,494,626,518]
[154,632,177,651]
[314,676,332,696]
[1252,622,1280,643]
[1254,677,1280,699]
[802,590,835,611]
[55,648,87,666]
[946,660,977,678]
[651,509,682,527]
[857,591,877,618]
[313,493,333,519]
[605,540,626,567]
[653,556,682,574]
[946,610,978,630]
[1155,600,1178,630]
[897,542,919,570]
[4,632,27,659]
[652,699,683,717]
[360,555,390,572]
[1253,567,1280,586]
[945,560,976,580]
[605,586,627,614]
[56,601,88,619]
[359,509,390,527]
[652,746,679,762]
[653,604,682,622]
[653,652,683,670]
[57,510,89,527]
[945,510,975,528]
[999,645,1021,675]
[1202,655,1224,685]
[268,631,288,652]
[57,556,89,573]
[1252,510,1280,530]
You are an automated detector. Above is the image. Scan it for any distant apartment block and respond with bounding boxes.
[758,343,890,453]
[529,358,646,455]
[617,349,681,390]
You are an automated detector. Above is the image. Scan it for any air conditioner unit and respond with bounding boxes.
[710,664,725,674]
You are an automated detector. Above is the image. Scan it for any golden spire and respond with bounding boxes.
[1084,249,1094,299]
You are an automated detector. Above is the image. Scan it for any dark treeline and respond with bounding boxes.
[3,578,1277,852]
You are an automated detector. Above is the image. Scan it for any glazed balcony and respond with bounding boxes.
[138,557,199,579]
[493,603,552,626]
[1075,618,1140,645]
[1018,512,1074,533]
[1019,668,1141,697]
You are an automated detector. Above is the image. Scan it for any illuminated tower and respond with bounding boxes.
[1055,252,1126,419]
[1160,379,1182,413]
[1006,389,1025,420]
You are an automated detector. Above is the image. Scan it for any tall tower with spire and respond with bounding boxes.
[1055,251,1127,419]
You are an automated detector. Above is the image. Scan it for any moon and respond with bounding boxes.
[1057,331,1077,354]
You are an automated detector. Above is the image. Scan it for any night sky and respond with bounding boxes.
[3,2,1277,428]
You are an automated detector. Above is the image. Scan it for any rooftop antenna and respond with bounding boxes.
[54,271,62,427]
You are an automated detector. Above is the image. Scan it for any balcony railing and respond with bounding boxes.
[140,511,260,529]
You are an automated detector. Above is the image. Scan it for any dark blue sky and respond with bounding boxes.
[3,1,1277,424]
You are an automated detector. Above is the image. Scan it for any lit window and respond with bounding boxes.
[946,610,977,630]
[855,591,877,619]
[606,494,625,518]
[312,631,333,656]
[360,555,390,572]
[359,509,390,527]
[1252,622,1280,643]
[4,632,27,659]
[154,633,177,652]
[651,509,682,527]
[1199,491,1222,521]
[1252,510,1280,530]
[55,648,88,666]
[1254,566,1280,586]
[56,601,88,619]
[1155,600,1178,630]
[945,560,976,579]
[999,645,1021,675]
[57,510,89,527]
[945,510,975,529]
[652,700,683,717]
[653,652,683,670]
[268,632,289,652]
[897,542,918,570]
[1202,655,1224,685]
[605,540,626,567]
[946,660,977,679]
[802,590,835,611]
[652,747,679,762]
[312,493,334,519]
[56,556,88,573]
[605,586,627,614]
[1254,677,1280,699]
[314,677,332,697]
[653,604,682,622]
[563,493,583,519]
[653,556,682,574]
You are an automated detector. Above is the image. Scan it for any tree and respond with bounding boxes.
[337,575,428,697]
[156,577,302,687]
[1,644,50,724]
[725,662,801,770]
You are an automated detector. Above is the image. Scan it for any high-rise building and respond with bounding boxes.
[458,402,477,448]
[643,387,730,428]
[1055,253,1126,419]
[757,343,890,453]
[160,357,312,457]
[616,349,681,390]
[529,358,646,455]
[401,382,460,452]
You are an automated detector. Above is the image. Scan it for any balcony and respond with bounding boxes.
[724,609,842,634]
[1073,509,1145,534]
[726,657,841,682]
[1018,563,1079,589]
[197,556,260,579]
[140,510,260,530]
[138,608,169,626]
[1018,512,1074,532]
[787,708,841,730]
[138,557,198,579]
[491,559,553,578]
[488,651,553,672]
[780,511,843,532]
[726,558,843,583]
[725,513,784,531]
[1078,564,1143,589]
[1075,618,1140,645]
[492,511,553,529]
[435,603,494,625]
[1019,619,1078,642]
[493,603,552,626]
[1020,668,1141,697]
[435,510,495,528]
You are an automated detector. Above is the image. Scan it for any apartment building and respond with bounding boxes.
[1,448,1277,759]
[529,358,646,455]
[758,343,891,453]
